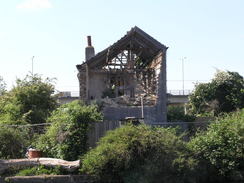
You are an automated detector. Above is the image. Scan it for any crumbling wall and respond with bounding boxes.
[78,50,167,122]
[102,51,167,123]
[149,51,163,98]
[131,54,162,106]
[154,51,167,122]
[88,71,107,99]
[77,65,86,101]
[134,69,157,97]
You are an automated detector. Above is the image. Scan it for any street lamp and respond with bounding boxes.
[32,56,34,77]
[181,57,187,95]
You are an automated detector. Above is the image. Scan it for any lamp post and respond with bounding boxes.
[31,56,35,77]
[181,57,187,95]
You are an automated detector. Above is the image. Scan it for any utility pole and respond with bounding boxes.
[31,56,34,77]
[141,96,144,119]
[181,57,187,95]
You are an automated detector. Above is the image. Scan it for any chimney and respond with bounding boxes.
[85,36,95,61]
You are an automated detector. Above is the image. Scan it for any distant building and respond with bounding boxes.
[57,91,79,105]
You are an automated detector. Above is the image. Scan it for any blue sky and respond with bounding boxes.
[0,0,243,93]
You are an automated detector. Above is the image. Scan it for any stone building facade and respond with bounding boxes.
[76,26,168,123]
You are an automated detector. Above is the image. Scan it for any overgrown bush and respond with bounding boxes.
[15,165,64,176]
[80,124,195,183]
[189,109,244,182]
[0,74,57,125]
[189,71,244,115]
[35,100,102,161]
[0,76,6,96]
[0,127,28,159]
[167,105,196,122]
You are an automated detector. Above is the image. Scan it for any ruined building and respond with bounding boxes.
[76,26,168,123]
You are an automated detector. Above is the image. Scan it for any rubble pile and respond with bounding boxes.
[99,94,156,107]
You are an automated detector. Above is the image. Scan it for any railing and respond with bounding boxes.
[57,91,79,97]
[70,91,79,97]
[167,90,192,95]
[59,90,193,98]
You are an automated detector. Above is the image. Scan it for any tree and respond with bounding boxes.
[189,70,244,115]
[0,76,6,96]
[188,109,244,181]
[35,100,102,161]
[167,106,195,122]
[0,127,28,159]
[0,74,57,124]
[80,124,194,183]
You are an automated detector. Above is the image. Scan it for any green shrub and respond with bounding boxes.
[0,74,57,125]
[15,165,64,176]
[0,127,28,159]
[0,76,6,96]
[189,109,244,181]
[1,165,69,177]
[167,105,196,122]
[80,124,194,183]
[189,71,244,115]
[35,100,102,161]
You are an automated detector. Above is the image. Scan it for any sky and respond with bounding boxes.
[0,0,243,95]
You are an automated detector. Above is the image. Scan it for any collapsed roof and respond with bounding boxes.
[77,26,168,70]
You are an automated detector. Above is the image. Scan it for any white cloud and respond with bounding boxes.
[17,0,52,10]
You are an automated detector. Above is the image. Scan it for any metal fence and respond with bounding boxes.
[0,123,51,135]
[0,120,211,149]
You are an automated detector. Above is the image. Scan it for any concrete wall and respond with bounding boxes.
[154,51,167,122]
[89,71,136,99]
[77,65,87,102]
[88,72,107,99]
[103,106,156,124]
[167,95,189,105]
[0,175,94,183]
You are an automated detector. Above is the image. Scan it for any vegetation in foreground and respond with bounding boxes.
[80,109,244,183]
[80,124,194,183]
[0,72,243,183]
[1,108,243,182]
[0,74,57,159]
[0,75,102,160]
[35,100,102,161]
[0,127,28,159]
[188,109,244,182]
[1,166,65,177]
